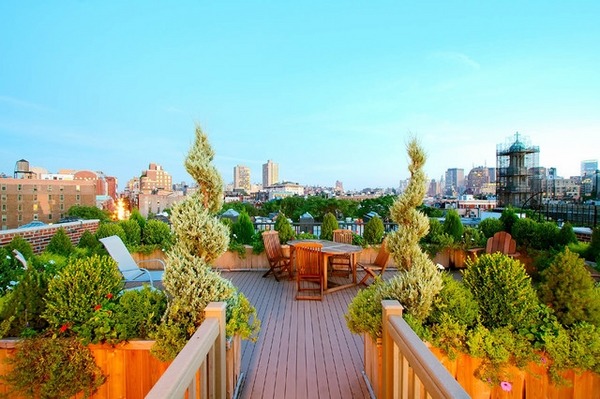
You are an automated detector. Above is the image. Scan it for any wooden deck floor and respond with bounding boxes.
[221,270,372,399]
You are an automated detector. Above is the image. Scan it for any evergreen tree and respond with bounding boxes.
[153,125,259,361]
[45,228,74,257]
[274,212,295,244]
[320,212,339,241]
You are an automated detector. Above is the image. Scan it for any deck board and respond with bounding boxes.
[221,270,372,399]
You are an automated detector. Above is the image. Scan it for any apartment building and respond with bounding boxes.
[0,178,96,230]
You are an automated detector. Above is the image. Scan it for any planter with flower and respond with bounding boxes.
[0,126,260,399]
[345,139,600,398]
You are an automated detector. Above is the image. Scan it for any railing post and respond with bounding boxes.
[382,300,403,399]
[205,302,227,399]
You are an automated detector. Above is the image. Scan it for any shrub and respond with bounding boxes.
[95,223,126,242]
[232,211,255,245]
[41,255,124,344]
[130,208,146,231]
[500,207,519,234]
[443,209,463,243]
[4,336,105,399]
[533,221,560,250]
[0,267,49,337]
[0,247,22,296]
[428,272,478,328]
[538,248,600,327]
[118,219,142,247]
[557,222,577,247]
[586,225,600,263]
[320,212,339,241]
[142,219,172,248]
[274,213,295,244]
[7,235,34,260]
[511,217,538,248]
[345,279,386,340]
[31,252,68,276]
[45,228,74,257]
[463,253,540,330]
[77,230,101,253]
[461,226,486,249]
[363,216,384,245]
[113,285,167,339]
[478,217,503,238]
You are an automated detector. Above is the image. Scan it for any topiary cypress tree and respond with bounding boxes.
[320,212,339,241]
[153,125,259,361]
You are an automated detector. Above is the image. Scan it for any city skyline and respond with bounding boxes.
[1,2,599,191]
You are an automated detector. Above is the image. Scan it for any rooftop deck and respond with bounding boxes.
[220,270,374,399]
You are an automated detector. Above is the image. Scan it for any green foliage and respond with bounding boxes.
[557,222,577,247]
[420,218,453,257]
[586,225,600,262]
[142,219,172,248]
[42,255,124,344]
[225,292,260,341]
[320,212,339,241]
[442,209,463,243]
[130,208,146,231]
[463,253,540,330]
[45,228,74,257]
[345,279,386,340]
[533,221,560,250]
[95,222,126,243]
[118,219,142,247]
[31,253,68,276]
[3,336,105,399]
[538,248,600,327]
[113,286,167,339]
[155,125,259,361]
[499,207,519,234]
[428,272,478,328]
[7,235,34,259]
[78,230,101,253]
[68,204,110,222]
[274,213,295,244]
[232,211,255,245]
[461,226,486,249]
[478,217,503,238]
[0,267,49,337]
[511,217,538,248]
[363,216,384,245]
[0,247,23,295]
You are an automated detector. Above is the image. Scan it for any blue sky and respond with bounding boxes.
[1,1,599,191]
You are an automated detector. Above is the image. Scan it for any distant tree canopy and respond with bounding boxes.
[67,205,110,222]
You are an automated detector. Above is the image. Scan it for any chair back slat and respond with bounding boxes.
[332,229,353,244]
[374,239,390,267]
[294,242,323,276]
[262,230,284,260]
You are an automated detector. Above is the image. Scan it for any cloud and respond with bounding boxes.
[430,51,481,70]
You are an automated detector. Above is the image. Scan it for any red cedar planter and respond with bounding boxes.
[362,335,600,399]
[0,336,242,399]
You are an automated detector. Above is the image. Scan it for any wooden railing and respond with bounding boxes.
[381,300,469,399]
[146,302,227,399]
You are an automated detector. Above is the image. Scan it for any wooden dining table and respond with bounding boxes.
[287,239,363,294]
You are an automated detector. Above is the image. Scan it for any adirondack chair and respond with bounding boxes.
[358,238,390,286]
[485,231,520,258]
[294,242,323,300]
[328,229,354,278]
[261,230,293,281]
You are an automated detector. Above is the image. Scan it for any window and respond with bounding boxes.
[33,194,37,201]
[33,185,37,192]
[18,194,22,201]
[48,214,52,220]
[17,184,22,191]
[76,185,81,192]
[60,194,64,201]
[48,185,52,191]
[33,204,38,211]
[1,204,5,211]
[60,186,64,191]
[1,215,6,222]
[48,194,53,201]
[18,204,22,211]
[1,185,5,191]
[33,214,38,220]
[1,195,5,201]
[60,203,64,210]
[76,194,80,201]
[18,214,22,222]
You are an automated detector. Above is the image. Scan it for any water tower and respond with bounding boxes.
[14,159,34,179]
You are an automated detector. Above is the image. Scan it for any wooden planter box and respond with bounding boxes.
[0,336,243,399]
[362,334,600,399]
[131,248,166,270]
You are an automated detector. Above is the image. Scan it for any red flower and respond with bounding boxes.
[106,293,113,299]
[94,304,102,311]
[59,323,69,333]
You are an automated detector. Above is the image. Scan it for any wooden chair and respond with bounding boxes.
[261,230,293,281]
[358,238,390,286]
[328,229,354,278]
[485,231,520,258]
[294,242,324,300]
